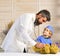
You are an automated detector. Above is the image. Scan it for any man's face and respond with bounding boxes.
[34,14,47,26]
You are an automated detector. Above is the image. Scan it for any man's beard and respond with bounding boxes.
[34,19,42,26]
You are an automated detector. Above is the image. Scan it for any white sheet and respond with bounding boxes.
[0,52,60,56]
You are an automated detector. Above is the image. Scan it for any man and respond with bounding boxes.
[1,10,51,52]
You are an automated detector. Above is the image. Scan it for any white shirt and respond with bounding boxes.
[1,13,37,52]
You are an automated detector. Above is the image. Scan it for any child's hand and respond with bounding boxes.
[35,42,44,48]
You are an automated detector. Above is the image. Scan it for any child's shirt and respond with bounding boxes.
[36,35,52,45]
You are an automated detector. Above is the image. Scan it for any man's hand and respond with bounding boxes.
[35,42,45,48]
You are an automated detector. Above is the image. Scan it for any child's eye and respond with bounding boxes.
[49,32,52,35]
[49,32,51,34]
[46,29,48,31]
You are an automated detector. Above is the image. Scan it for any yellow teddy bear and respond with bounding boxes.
[33,44,50,54]
[33,44,59,54]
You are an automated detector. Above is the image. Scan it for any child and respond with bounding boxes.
[33,25,59,54]
[36,25,54,45]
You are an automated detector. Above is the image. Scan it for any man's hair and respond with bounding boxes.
[36,10,51,21]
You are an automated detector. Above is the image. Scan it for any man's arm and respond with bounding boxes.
[19,25,37,46]
[16,24,44,48]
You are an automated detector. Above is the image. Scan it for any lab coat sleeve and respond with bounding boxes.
[15,14,37,46]
[16,24,37,46]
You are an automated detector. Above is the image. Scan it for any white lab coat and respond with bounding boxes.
[1,13,37,52]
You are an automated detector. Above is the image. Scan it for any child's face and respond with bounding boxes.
[43,28,52,38]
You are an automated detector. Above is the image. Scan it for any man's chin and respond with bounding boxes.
[35,23,42,26]
[34,24,40,26]
[34,19,42,26]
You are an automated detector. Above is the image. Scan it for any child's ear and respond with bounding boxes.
[49,31,53,36]
[49,34,52,38]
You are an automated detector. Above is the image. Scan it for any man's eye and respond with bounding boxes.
[43,20,46,22]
